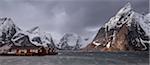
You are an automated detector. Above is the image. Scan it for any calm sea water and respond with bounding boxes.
[0,52,149,65]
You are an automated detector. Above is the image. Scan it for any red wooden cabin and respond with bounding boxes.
[7,46,57,56]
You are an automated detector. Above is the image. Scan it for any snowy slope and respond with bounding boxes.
[0,17,55,48]
[12,26,55,48]
[145,13,150,21]
[104,3,134,31]
[57,33,84,50]
[0,17,20,46]
[144,13,150,36]
[132,13,150,37]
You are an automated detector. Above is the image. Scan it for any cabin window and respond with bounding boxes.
[30,49,38,53]
[18,49,27,53]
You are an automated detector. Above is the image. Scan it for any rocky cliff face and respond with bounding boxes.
[84,3,150,52]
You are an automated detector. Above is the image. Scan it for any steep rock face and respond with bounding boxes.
[57,33,82,50]
[12,26,55,48]
[85,3,150,52]
[85,24,129,52]
[101,24,129,51]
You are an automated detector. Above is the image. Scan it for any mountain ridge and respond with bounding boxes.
[84,3,150,52]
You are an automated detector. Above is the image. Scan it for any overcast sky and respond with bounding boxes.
[0,0,149,42]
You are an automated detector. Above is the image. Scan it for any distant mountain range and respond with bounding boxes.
[84,3,150,51]
[0,3,149,52]
[0,18,86,52]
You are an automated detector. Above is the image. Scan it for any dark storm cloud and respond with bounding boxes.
[0,0,148,42]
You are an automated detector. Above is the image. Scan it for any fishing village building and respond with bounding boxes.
[0,46,57,56]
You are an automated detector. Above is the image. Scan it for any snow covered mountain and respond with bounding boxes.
[57,33,84,50]
[85,3,150,51]
[12,26,55,48]
[0,17,56,51]
[0,17,21,53]
[0,17,20,46]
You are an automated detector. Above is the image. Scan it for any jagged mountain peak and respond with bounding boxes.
[116,2,132,16]
[105,3,134,31]
[85,3,150,51]
[0,17,21,31]
[27,26,40,33]
[0,17,12,23]
[0,17,15,28]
